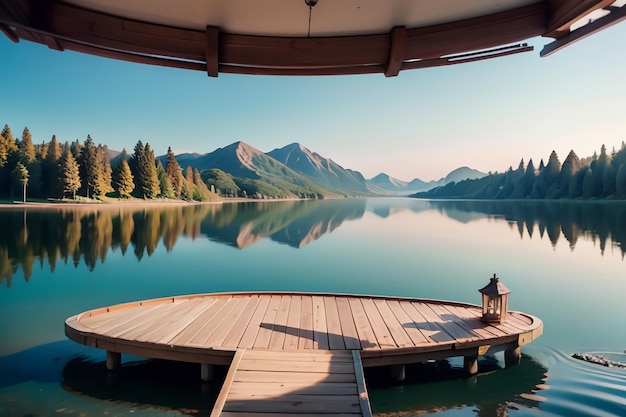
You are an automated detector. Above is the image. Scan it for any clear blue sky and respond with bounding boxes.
[2,23,625,182]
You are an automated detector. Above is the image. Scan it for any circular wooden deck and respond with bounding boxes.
[65,292,542,367]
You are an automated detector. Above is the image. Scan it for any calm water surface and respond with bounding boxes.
[1,198,625,417]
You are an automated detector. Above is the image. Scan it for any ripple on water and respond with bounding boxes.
[531,348,626,417]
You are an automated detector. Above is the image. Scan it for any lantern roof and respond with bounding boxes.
[479,274,512,295]
[1,0,625,77]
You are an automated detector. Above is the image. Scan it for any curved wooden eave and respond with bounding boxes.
[0,0,619,76]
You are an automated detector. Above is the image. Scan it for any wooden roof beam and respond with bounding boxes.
[205,25,219,77]
[0,23,19,42]
[404,3,546,60]
[541,4,626,56]
[385,26,406,77]
[402,43,534,71]
[546,0,615,38]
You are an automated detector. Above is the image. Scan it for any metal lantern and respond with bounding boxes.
[479,274,511,324]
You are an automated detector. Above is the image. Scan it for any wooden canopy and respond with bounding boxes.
[1,0,624,77]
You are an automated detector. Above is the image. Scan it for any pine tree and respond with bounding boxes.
[18,127,35,164]
[602,164,616,196]
[192,168,212,201]
[560,150,580,197]
[616,163,626,197]
[11,162,29,202]
[78,135,98,198]
[138,143,160,199]
[70,139,82,159]
[521,158,536,198]
[43,135,62,197]
[590,145,610,197]
[60,151,81,199]
[569,166,588,199]
[180,166,194,201]
[0,124,17,168]
[38,140,48,160]
[542,150,562,198]
[165,146,183,197]
[115,159,134,198]
[0,125,18,197]
[582,168,595,198]
[612,142,626,171]
[129,140,144,196]
[93,144,113,197]
[156,159,175,198]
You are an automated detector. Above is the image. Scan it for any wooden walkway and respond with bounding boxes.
[65,292,543,415]
[211,349,371,417]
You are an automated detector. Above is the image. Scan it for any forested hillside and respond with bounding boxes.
[0,124,216,202]
[414,144,626,200]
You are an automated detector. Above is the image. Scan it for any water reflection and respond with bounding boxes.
[429,200,626,256]
[57,353,549,417]
[0,200,365,286]
[368,355,549,417]
[1,199,625,286]
[61,357,221,416]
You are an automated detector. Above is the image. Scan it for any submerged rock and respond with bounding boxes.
[572,352,626,369]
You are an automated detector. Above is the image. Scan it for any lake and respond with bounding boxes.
[1,198,625,417]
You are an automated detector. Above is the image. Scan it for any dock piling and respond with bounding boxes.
[106,351,121,371]
[201,363,215,382]
[391,364,406,381]
[464,355,478,375]
[505,347,522,367]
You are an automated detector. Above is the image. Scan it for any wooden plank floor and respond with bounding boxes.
[211,349,371,417]
[67,293,542,364]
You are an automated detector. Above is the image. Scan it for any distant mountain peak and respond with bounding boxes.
[233,141,264,171]
[268,143,368,195]
[444,166,486,183]
[368,173,408,189]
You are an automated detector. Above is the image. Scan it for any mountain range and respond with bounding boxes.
[138,141,488,198]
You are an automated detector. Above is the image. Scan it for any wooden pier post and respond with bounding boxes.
[106,351,121,371]
[504,347,521,367]
[464,355,478,375]
[390,364,405,382]
[201,363,215,382]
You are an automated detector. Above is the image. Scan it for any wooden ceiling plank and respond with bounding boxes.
[546,0,615,38]
[205,25,219,77]
[541,4,626,56]
[385,26,406,78]
[401,44,534,71]
[50,2,206,61]
[404,3,546,60]
[220,33,388,68]
[60,39,205,72]
[219,64,384,76]
[0,0,31,26]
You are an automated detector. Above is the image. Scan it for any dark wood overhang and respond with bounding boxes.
[0,0,624,77]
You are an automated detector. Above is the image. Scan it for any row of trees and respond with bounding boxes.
[420,143,626,200]
[0,124,216,202]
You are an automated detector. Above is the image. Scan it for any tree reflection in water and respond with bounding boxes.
[428,200,626,256]
[1,199,624,287]
[0,199,366,286]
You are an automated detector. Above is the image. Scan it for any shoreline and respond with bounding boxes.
[0,196,317,209]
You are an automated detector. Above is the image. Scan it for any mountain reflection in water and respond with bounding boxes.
[1,198,624,286]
